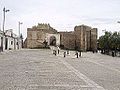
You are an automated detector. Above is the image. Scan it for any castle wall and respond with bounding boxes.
[27,24,59,48]
[74,25,89,51]
[26,24,98,51]
[27,28,46,48]
[74,25,97,51]
[59,32,76,50]
[91,28,97,50]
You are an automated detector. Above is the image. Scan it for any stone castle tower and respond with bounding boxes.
[26,23,60,48]
[74,25,97,51]
[59,25,97,51]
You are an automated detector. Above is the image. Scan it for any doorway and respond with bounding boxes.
[5,38,8,50]
[50,36,56,46]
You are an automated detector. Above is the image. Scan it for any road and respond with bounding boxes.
[0,49,120,90]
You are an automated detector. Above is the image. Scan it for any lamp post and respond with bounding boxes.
[18,21,23,49]
[1,7,10,51]
[117,21,120,24]
[3,7,10,33]
[18,21,23,37]
[102,29,106,35]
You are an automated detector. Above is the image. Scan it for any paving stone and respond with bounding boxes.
[0,49,109,90]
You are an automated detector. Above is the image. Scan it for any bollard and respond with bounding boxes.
[64,52,66,57]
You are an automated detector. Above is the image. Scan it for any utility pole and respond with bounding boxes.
[117,21,120,24]
[1,7,10,51]
[18,21,23,37]
[18,21,23,49]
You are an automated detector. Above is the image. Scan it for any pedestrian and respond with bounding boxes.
[79,51,81,57]
[75,51,79,58]
[57,46,60,54]
[64,51,66,57]
[54,50,57,56]
[53,50,55,54]
[58,49,59,54]
[112,51,114,57]
[76,52,79,58]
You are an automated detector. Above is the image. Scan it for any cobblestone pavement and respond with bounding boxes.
[62,51,120,90]
[0,49,119,90]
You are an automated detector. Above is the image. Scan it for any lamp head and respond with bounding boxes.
[117,21,120,23]
[19,22,23,24]
[6,10,10,12]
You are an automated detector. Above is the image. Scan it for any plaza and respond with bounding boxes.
[0,49,120,90]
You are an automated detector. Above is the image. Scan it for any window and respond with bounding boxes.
[11,41,13,45]
[16,42,18,45]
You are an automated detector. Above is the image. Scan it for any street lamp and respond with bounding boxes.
[102,29,106,33]
[1,7,10,51]
[18,21,23,37]
[102,29,107,37]
[3,7,10,33]
[18,21,23,49]
[117,21,120,23]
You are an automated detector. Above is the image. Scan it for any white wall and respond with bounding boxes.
[7,37,20,50]
[0,29,22,51]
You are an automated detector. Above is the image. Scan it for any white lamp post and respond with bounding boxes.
[1,7,10,51]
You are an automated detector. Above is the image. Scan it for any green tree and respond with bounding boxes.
[98,31,120,55]
[98,31,111,53]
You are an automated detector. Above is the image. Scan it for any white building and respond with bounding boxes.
[0,29,22,52]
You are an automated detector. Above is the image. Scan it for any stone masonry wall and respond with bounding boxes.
[26,24,97,51]
[27,28,46,48]
[59,32,76,50]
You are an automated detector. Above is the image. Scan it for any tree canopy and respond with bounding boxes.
[98,31,120,51]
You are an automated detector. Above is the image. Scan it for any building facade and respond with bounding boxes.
[58,25,97,51]
[26,23,60,48]
[72,25,97,51]
[25,24,97,51]
[59,32,76,50]
[0,29,22,52]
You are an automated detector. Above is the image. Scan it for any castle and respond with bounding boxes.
[24,23,97,51]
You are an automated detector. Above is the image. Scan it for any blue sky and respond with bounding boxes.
[0,0,120,38]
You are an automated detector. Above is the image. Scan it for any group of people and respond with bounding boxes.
[52,46,82,58]
[52,46,60,56]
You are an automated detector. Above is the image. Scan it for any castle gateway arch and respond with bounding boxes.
[50,36,56,46]
[46,33,60,46]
